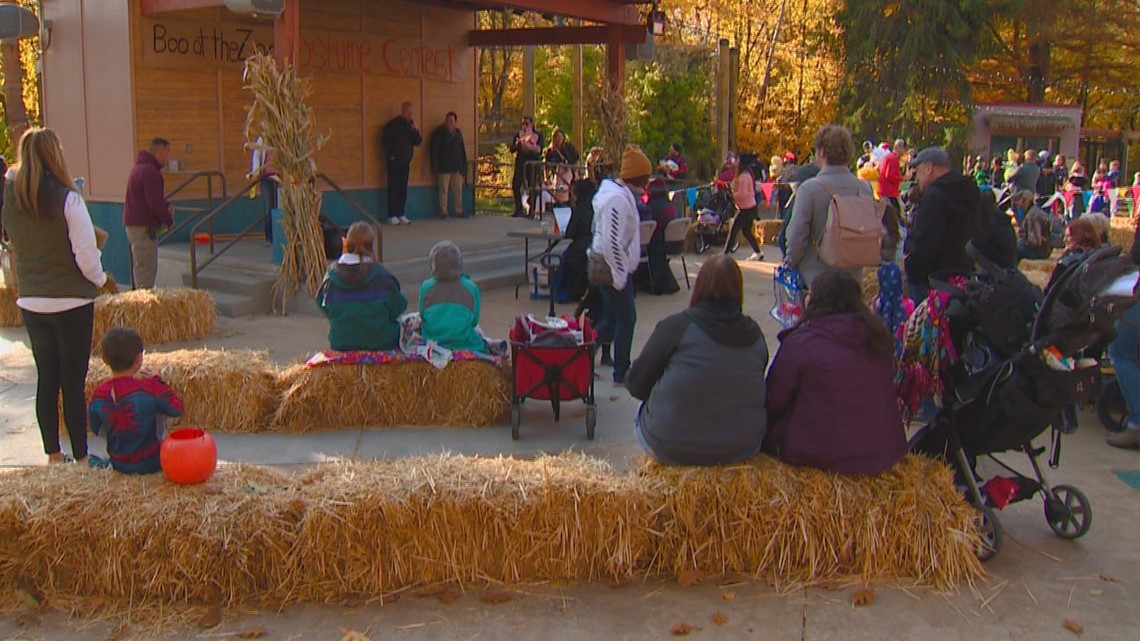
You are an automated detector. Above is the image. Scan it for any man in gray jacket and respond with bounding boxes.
[785,124,875,288]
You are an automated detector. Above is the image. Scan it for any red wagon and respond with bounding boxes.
[508,317,597,440]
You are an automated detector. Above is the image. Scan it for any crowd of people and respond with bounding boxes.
[4,111,1138,477]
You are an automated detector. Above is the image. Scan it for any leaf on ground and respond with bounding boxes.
[480,587,514,605]
[340,630,371,641]
[197,607,223,629]
[852,588,875,607]
[720,590,736,602]
[14,612,40,627]
[711,612,728,626]
[670,622,701,636]
[677,569,703,587]
[233,626,267,638]
[1098,574,1119,583]
[1089,589,1104,596]
[1062,618,1083,635]
[431,586,460,604]
[609,395,620,402]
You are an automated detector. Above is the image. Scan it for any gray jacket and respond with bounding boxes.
[626,302,769,465]
[785,164,874,287]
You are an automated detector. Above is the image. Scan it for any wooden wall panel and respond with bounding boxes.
[301,0,362,33]
[363,74,424,186]
[219,68,254,192]
[310,74,366,188]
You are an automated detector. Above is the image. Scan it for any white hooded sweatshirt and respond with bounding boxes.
[590,179,641,290]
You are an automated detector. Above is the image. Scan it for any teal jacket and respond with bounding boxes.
[419,275,485,352]
[317,260,407,351]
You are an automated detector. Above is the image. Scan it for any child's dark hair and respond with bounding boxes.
[101,327,144,373]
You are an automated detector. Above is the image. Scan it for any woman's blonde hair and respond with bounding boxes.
[13,128,76,219]
[343,221,376,259]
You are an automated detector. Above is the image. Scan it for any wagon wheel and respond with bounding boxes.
[974,505,1003,562]
[585,405,596,440]
[510,405,521,440]
[1045,484,1092,540]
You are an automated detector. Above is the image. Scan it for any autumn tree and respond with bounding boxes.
[0,0,42,160]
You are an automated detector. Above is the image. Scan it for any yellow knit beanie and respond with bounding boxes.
[619,144,652,181]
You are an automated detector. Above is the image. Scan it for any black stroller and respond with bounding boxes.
[692,185,740,254]
[911,242,1139,561]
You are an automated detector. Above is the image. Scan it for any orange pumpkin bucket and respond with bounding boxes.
[160,428,217,485]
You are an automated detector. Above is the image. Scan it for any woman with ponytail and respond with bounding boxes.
[317,221,407,351]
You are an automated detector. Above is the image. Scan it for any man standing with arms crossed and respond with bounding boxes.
[123,137,174,289]
[382,101,422,225]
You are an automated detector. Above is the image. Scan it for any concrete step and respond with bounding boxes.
[181,271,276,297]
[210,291,268,319]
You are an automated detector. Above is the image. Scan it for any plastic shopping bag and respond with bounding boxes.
[770,265,805,329]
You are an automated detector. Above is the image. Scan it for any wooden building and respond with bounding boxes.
[39,0,648,282]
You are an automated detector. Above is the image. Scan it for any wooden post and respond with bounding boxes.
[572,43,584,153]
[606,27,625,91]
[523,45,536,119]
[1,41,28,143]
[274,0,300,65]
[716,39,730,161]
[729,46,739,154]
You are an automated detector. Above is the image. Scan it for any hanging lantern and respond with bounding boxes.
[160,428,218,485]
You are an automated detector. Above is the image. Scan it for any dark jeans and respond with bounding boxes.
[512,159,540,216]
[260,175,277,241]
[596,276,637,381]
[386,159,411,217]
[1017,242,1051,261]
[22,303,95,458]
[725,205,761,254]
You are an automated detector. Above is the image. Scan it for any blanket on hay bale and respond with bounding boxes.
[80,349,280,433]
[274,358,511,431]
[0,454,981,615]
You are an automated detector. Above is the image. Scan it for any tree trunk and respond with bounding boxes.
[756,0,789,120]
[1026,40,1050,102]
[2,41,29,143]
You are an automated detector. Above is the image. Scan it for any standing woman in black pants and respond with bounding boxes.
[4,128,106,463]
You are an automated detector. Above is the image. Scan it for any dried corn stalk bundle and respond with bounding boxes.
[81,349,279,433]
[91,288,216,354]
[585,80,627,170]
[640,454,982,591]
[0,286,19,327]
[243,53,328,314]
[273,360,510,431]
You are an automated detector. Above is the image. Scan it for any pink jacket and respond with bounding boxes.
[733,169,757,209]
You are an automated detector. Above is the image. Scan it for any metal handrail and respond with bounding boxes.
[314,172,385,263]
[188,176,262,288]
[159,170,228,248]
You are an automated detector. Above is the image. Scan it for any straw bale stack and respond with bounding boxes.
[273,360,510,431]
[0,453,982,614]
[756,220,783,246]
[641,455,981,589]
[0,286,19,327]
[1024,269,1051,290]
[1019,258,1058,276]
[1108,215,1135,248]
[92,288,216,353]
[862,269,879,303]
[82,350,279,433]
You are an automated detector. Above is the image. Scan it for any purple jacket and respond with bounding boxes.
[764,314,906,475]
[123,150,172,228]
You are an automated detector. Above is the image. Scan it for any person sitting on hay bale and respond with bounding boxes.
[626,255,770,465]
[89,327,184,473]
[317,221,407,351]
[1080,212,1110,246]
[419,241,486,352]
[764,269,906,475]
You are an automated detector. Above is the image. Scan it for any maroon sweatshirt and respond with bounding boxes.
[123,150,172,228]
[764,313,907,476]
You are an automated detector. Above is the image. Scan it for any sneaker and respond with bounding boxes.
[747,252,764,261]
[1106,429,1140,450]
[399,216,412,225]
[388,216,400,226]
[88,454,111,469]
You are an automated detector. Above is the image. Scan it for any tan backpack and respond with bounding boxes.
[817,182,884,269]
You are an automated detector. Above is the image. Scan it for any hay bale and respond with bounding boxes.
[0,286,20,327]
[92,288,216,353]
[756,219,783,246]
[274,360,510,431]
[82,350,279,433]
[862,269,879,303]
[1024,269,1051,290]
[1019,258,1058,275]
[0,453,981,615]
[640,455,982,590]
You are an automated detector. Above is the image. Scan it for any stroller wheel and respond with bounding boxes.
[585,405,596,440]
[1096,376,1129,433]
[1045,484,1092,540]
[973,505,1003,562]
[694,233,709,254]
[510,405,521,440]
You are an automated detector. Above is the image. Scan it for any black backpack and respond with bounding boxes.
[1040,244,1140,353]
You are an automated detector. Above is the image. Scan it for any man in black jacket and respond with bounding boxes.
[381,101,422,225]
[429,112,468,219]
[903,146,983,300]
